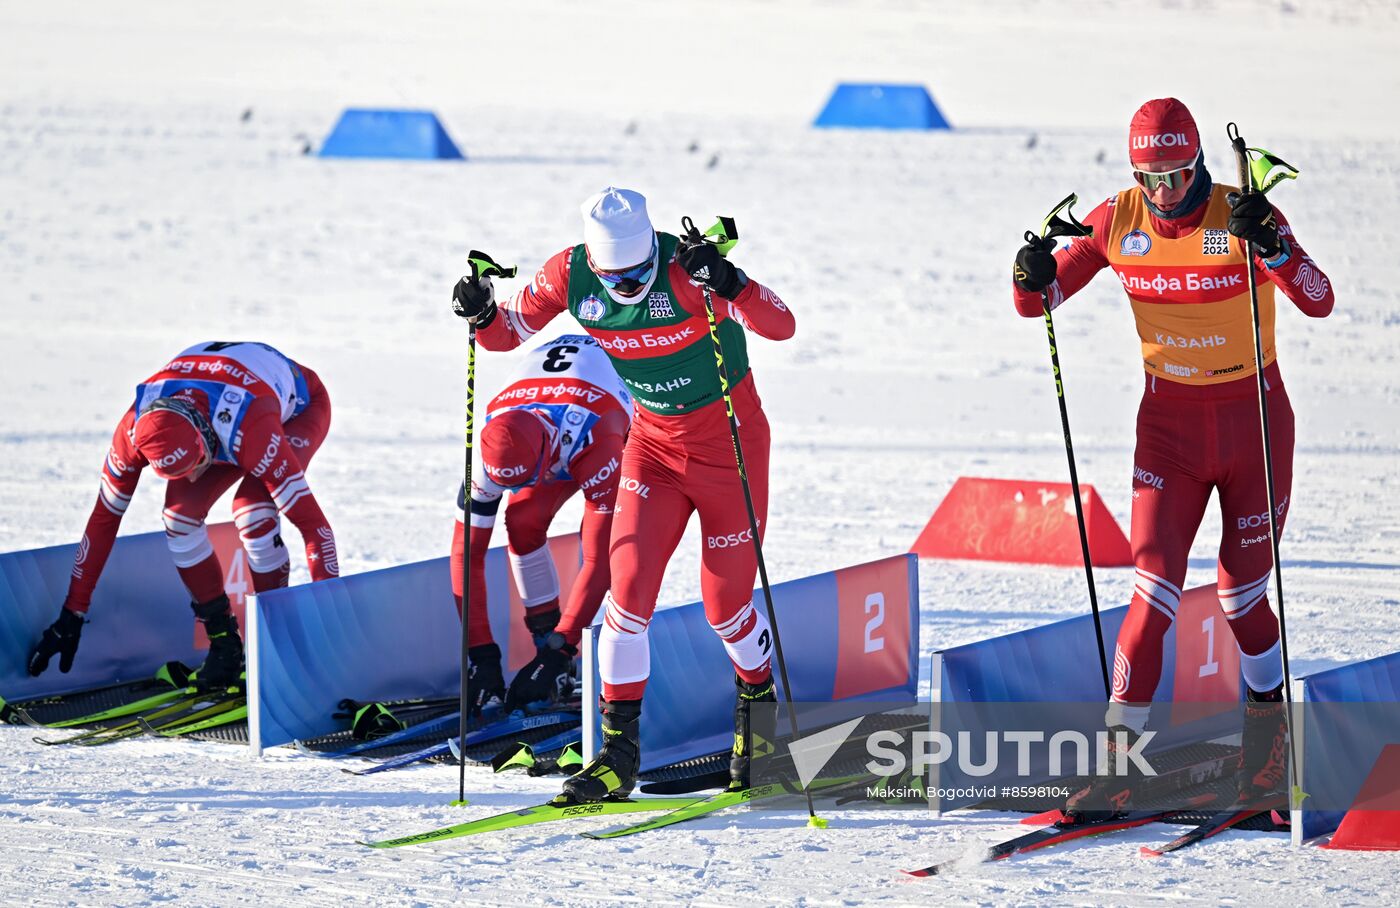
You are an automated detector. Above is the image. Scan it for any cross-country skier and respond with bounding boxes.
[27,341,339,690]
[1011,99,1334,822]
[448,334,633,717]
[450,187,795,802]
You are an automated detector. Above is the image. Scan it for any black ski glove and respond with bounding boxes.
[1013,235,1057,293]
[466,643,506,717]
[676,239,744,300]
[506,634,577,713]
[28,607,84,676]
[1226,191,1281,258]
[451,275,498,328]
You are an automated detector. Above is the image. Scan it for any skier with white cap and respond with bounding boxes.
[451,187,796,802]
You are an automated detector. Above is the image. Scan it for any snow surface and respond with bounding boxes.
[1,0,1398,904]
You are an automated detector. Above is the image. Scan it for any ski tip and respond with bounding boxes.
[1139,846,1164,858]
[901,867,934,878]
[808,815,829,829]
[448,798,470,807]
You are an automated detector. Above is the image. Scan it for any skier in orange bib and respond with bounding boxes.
[1011,98,1334,821]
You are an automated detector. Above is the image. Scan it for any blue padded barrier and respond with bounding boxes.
[582,554,920,771]
[1,524,243,701]
[249,534,579,752]
[814,83,950,130]
[318,108,464,160]
[931,585,1247,807]
[1297,651,1400,843]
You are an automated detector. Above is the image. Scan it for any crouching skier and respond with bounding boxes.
[27,341,339,691]
[447,333,633,716]
[449,187,795,802]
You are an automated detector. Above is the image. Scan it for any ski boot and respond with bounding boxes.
[192,595,244,691]
[467,643,506,718]
[555,699,641,804]
[1057,724,1145,827]
[1239,684,1288,808]
[729,674,776,791]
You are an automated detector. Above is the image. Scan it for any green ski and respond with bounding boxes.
[581,776,863,839]
[8,661,192,728]
[78,694,242,746]
[360,797,703,849]
[580,785,778,839]
[32,690,209,746]
[35,690,241,746]
[137,700,247,737]
[16,687,190,730]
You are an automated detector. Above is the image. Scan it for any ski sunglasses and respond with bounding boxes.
[1133,161,1196,192]
[587,234,658,295]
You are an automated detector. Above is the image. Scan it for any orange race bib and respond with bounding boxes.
[1105,186,1276,385]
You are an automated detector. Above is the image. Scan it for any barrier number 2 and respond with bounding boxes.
[1199,615,1219,678]
[864,592,885,654]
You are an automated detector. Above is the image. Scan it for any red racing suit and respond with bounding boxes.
[1012,183,1334,729]
[451,335,632,650]
[65,342,338,613]
[479,234,795,701]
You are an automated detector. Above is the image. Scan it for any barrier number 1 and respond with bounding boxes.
[864,592,885,654]
[1199,615,1219,678]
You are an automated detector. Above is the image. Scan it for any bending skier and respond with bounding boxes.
[451,187,795,802]
[1011,99,1334,821]
[27,341,339,690]
[448,334,633,716]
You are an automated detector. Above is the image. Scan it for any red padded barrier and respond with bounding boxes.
[1321,743,1400,851]
[911,477,1132,567]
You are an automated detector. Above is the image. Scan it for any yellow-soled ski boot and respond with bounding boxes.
[556,699,641,804]
[729,675,776,792]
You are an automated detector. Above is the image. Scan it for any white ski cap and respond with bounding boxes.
[580,187,654,270]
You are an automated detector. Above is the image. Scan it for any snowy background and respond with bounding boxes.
[1,0,1397,904]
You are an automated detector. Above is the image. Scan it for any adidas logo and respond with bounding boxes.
[694,265,711,279]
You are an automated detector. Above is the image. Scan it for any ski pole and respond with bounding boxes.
[680,215,823,828]
[1225,122,1303,808]
[454,250,516,807]
[1027,195,1112,699]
